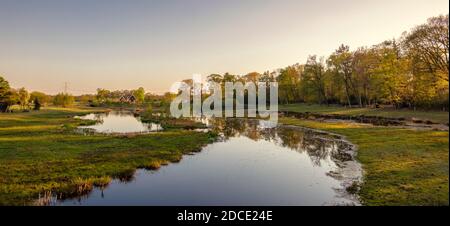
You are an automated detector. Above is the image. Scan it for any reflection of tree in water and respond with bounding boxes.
[209,119,338,166]
[209,118,252,139]
[93,113,105,122]
[273,128,335,166]
[84,111,140,126]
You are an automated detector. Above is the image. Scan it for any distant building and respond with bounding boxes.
[119,94,136,103]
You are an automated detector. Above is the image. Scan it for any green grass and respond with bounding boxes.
[280,117,449,206]
[280,103,449,124]
[0,107,216,205]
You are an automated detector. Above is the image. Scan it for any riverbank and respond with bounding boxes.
[279,117,449,206]
[0,107,216,205]
[280,104,449,124]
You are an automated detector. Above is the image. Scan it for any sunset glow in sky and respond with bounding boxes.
[1,0,448,94]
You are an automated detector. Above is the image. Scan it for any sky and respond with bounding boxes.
[0,0,448,95]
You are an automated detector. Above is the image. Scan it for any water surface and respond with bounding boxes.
[58,118,360,206]
[77,111,162,134]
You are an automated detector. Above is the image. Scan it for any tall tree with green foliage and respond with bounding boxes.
[351,47,377,107]
[96,88,111,103]
[0,76,9,97]
[327,44,354,107]
[30,91,50,107]
[302,56,327,104]
[133,87,146,104]
[403,14,449,109]
[53,93,74,107]
[17,88,30,110]
[277,65,302,104]
[0,76,14,112]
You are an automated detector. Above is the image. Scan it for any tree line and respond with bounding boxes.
[0,77,75,112]
[202,15,448,110]
[0,77,172,112]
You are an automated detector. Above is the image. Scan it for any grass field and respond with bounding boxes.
[280,104,449,124]
[280,117,449,206]
[0,107,215,205]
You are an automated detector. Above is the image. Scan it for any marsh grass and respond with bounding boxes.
[139,160,171,170]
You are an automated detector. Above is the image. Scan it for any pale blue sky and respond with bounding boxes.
[0,0,448,94]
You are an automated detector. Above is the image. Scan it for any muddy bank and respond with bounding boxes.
[280,111,449,131]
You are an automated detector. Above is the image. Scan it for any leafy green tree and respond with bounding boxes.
[96,88,111,103]
[404,14,449,82]
[0,77,11,106]
[351,48,371,107]
[403,14,449,109]
[17,88,30,110]
[302,56,327,104]
[327,44,354,107]
[0,76,16,112]
[30,91,50,106]
[0,76,9,97]
[53,93,74,107]
[133,87,145,104]
[277,65,302,104]
[369,41,410,108]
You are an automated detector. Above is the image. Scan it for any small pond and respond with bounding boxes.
[53,116,362,206]
[76,111,162,134]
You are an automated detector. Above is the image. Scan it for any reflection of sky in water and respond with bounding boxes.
[258,120,277,129]
[77,111,161,134]
[59,120,354,206]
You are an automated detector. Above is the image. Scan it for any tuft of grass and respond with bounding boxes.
[71,177,95,196]
[280,117,449,206]
[139,160,170,170]
[92,176,112,188]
